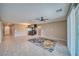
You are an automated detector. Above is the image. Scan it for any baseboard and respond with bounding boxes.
[40,36,67,42]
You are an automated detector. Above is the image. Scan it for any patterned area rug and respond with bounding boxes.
[28,37,56,53]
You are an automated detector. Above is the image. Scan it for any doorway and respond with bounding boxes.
[3,24,15,36]
[4,25,10,36]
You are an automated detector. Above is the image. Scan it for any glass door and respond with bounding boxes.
[75,4,79,56]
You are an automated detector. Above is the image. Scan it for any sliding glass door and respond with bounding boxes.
[67,4,79,56]
[75,4,79,56]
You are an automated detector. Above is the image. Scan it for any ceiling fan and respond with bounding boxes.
[36,17,48,21]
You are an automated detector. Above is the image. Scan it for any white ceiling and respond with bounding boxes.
[0,3,70,24]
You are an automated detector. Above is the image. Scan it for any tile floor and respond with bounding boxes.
[0,35,70,56]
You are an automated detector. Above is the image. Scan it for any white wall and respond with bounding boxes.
[14,20,67,41]
[14,24,28,37]
[40,20,67,41]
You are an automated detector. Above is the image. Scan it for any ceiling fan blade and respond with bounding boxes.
[35,17,48,21]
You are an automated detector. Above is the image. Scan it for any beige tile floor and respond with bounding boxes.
[0,35,70,56]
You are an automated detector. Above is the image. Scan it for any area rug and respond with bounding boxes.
[28,37,56,53]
